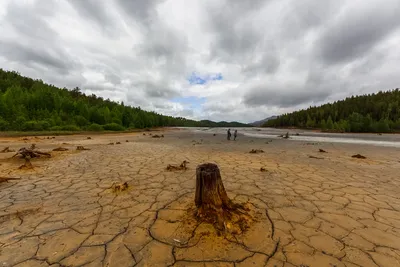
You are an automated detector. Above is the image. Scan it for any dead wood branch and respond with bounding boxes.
[166,160,189,171]
[76,146,90,151]
[12,147,51,159]
[53,147,69,151]
[1,147,15,153]
[111,182,129,193]
[249,149,264,154]
[0,177,21,183]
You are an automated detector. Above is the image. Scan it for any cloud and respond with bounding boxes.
[316,0,400,64]
[1,0,399,123]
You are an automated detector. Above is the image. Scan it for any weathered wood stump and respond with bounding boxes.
[195,163,253,235]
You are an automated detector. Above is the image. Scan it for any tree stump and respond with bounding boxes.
[195,163,253,235]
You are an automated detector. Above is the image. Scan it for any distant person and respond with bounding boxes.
[234,130,237,141]
[227,129,231,140]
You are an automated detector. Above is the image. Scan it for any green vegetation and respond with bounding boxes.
[0,69,248,131]
[264,89,400,133]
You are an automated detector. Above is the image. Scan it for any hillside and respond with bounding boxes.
[250,116,277,127]
[0,69,248,131]
[264,89,400,133]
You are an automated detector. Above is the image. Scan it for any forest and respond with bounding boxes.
[264,89,400,133]
[0,69,248,131]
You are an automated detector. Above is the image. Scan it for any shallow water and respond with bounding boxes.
[182,127,400,148]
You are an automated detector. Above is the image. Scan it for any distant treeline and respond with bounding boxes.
[0,69,248,131]
[264,89,400,133]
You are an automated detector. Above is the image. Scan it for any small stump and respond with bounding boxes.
[195,163,253,234]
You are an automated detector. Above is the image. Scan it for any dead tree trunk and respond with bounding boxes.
[195,163,232,210]
[194,163,252,234]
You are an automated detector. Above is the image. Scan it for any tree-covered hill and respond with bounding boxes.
[0,69,248,131]
[264,89,400,133]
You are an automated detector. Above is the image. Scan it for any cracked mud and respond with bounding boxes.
[0,131,400,267]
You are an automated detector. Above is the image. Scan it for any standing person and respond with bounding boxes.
[234,130,237,141]
[227,129,231,140]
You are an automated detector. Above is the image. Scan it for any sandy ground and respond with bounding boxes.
[0,129,400,267]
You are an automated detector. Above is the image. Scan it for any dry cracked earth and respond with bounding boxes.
[0,130,400,267]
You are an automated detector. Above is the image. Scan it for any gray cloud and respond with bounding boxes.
[243,84,331,108]
[66,0,119,36]
[0,41,77,74]
[1,0,399,123]
[316,1,400,64]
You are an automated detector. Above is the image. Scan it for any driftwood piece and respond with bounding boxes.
[352,154,366,159]
[1,147,15,153]
[77,146,90,151]
[12,148,51,159]
[195,163,253,234]
[87,137,92,139]
[0,177,21,183]
[249,149,264,154]
[116,142,121,144]
[318,149,327,153]
[152,134,164,138]
[166,160,189,171]
[53,147,69,151]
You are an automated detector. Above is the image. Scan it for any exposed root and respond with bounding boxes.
[195,202,255,235]
[1,147,15,153]
[76,146,90,151]
[111,182,129,193]
[12,148,51,159]
[319,149,327,153]
[249,149,264,154]
[352,154,366,159]
[19,158,34,170]
[52,147,69,151]
[0,177,21,183]
[166,160,189,171]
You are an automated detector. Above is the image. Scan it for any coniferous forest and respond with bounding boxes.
[264,89,400,133]
[0,69,248,131]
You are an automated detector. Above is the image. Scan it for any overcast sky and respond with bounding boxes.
[1,0,400,123]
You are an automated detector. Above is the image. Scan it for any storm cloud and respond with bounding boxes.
[0,0,399,123]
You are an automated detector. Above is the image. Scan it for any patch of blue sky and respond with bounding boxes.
[187,72,223,85]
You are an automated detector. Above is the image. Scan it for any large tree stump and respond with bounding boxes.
[195,163,253,234]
